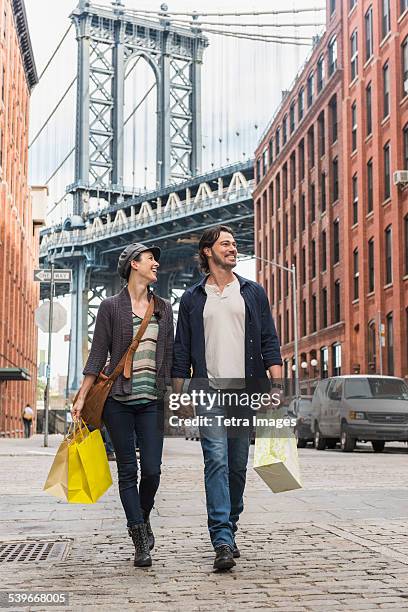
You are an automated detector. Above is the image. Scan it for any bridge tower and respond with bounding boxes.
[66,0,208,391]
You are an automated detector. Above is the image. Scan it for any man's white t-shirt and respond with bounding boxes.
[204,277,245,389]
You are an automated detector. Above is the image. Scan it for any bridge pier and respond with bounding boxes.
[68,258,89,393]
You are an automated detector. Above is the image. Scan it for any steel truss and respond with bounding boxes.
[71,1,208,214]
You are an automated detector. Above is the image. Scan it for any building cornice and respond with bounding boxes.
[11,0,38,91]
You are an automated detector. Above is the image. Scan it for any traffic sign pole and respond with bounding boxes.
[44,263,55,447]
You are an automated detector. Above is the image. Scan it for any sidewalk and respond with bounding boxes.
[1,435,408,610]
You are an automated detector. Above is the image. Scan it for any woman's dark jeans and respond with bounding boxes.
[103,397,164,528]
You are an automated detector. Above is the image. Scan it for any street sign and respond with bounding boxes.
[34,269,72,283]
[35,301,67,333]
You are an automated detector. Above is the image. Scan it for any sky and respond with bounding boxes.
[24,0,326,384]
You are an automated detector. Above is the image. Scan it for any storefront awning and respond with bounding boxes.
[0,367,31,381]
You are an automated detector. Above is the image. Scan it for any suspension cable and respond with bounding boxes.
[136,14,325,28]
[195,28,313,44]
[123,6,326,17]
[45,147,75,185]
[29,77,77,149]
[37,23,73,81]
[124,82,156,127]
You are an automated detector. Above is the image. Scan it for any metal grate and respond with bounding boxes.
[367,412,408,424]
[0,541,70,564]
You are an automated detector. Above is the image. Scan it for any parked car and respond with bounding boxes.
[288,396,314,448]
[311,375,408,452]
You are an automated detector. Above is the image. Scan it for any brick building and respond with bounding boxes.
[254,0,408,387]
[0,0,39,436]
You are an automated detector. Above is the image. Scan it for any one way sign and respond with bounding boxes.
[33,269,72,283]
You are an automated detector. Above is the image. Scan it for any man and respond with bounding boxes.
[172,226,282,571]
[22,403,34,438]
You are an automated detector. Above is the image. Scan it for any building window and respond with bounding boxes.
[367,159,373,212]
[271,228,275,258]
[322,230,327,271]
[284,214,288,247]
[332,344,341,376]
[292,204,297,239]
[350,30,358,81]
[366,83,372,135]
[385,225,393,284]
[290,151,296,190]
[405,214,408,275]
[283,163,288,199]
[317,55,325,92]
[282,115,288,145]
[334,280,341,323]
[307,72,314,108]
[284,262,289,295]
[352,174,358,224]
[320,346,328,378]
[322,288,328,328]
[275,127,280,156]
[277,221,281,253]
[353,248,359,300]
[333,219,340,263]
[403,38,408,97]
[318,111,325,156]
[308,126,315,167]
[386,312,394,375]
[300,194,306,231]
[383,62,390,118]
[276,173,281,208]
[402,0,408,14]
[332,157,339,203]
[382,0,391,39]
[384,142,391,200]
[329,95,338,143]
[351,102,357,151]
[262,149,268,175]
[350,0,357,10]
[330,0,336,14]
[311,294,317,332]
[301,246,306,284]
[365,7,373,61]
[321,172,327,212]
[302,300,307,337]
[368,238,375,292]
[278,269,282,300]
[311,239,316,278]
[310,183,316,222]
[269,183,274,215]
[328,36,338,76]
[299,139,305,180]
[289,102,295,135]
[256,159,261,183]
[298,88,304,122]
[269,138,274,165]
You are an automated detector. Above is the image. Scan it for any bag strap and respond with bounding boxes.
[109,296,155,383]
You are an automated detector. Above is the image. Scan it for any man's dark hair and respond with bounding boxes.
[198,225,235,274]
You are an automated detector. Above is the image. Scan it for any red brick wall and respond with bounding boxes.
[0,0,39,436]
[255,0,408,382]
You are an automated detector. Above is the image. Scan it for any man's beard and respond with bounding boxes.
[211,250,237,270]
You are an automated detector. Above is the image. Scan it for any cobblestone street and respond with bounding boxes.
[1,436,408,611]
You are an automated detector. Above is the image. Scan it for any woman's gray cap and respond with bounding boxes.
[117,243,161,279]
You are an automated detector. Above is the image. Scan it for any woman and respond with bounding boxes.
[72,243,173,568]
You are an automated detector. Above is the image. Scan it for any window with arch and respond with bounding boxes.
[320,346,329,378]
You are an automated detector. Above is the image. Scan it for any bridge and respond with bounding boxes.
[33,0,323,391]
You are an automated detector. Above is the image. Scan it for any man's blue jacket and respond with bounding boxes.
[171,273,282,381]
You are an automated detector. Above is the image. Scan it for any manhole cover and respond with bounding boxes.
[0,541,70,563]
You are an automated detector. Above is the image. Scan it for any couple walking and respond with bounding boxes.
[72,225,282,571]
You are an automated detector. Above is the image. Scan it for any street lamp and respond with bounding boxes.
[239,253,300,399]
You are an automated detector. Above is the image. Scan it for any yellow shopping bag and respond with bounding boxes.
[253,409,302,493]
[43,438,70,500]
[67,421,112,504]
[43,422,90,500]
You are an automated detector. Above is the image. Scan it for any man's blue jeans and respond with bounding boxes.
[198,400,252,550]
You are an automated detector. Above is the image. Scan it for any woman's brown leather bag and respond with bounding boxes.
[73,299,155,429]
